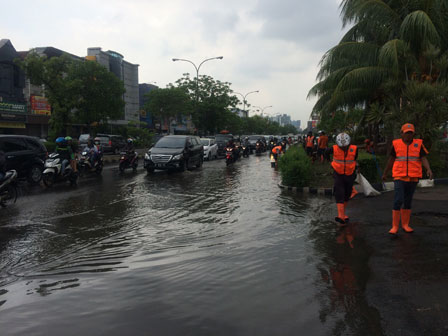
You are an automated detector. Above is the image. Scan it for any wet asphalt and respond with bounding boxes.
[0,152,447,336]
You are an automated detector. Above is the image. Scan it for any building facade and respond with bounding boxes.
[0,39,27,133]
[87,48,139,125]
[139,83,158,128]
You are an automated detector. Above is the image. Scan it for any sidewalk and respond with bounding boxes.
[348,185,448,335]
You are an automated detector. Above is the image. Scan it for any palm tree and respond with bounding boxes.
[309,0,448,142]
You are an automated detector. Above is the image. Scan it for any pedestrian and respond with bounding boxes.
[306,131,315,157]
[382,123,433,234]
[326,133,358,226]
[317,131,329,163]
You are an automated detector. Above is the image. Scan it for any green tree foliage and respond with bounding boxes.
[309,0,448,143]
[18,53,126,138]
[175,74,239,134]
[143,87,193,131]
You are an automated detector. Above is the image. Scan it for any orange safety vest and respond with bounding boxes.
[306,136,315,148]
[392,139,423,178]
[318,135,328,149]
[331,145,357,175]
[272,146,282,154]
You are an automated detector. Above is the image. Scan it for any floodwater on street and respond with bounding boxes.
[0,154,382,336]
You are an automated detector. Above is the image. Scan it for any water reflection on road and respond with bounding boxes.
[0,154,382,335]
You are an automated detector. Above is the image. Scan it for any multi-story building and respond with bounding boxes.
[0,39,27,134]
[87,48,139,125]
[139,83,158,128]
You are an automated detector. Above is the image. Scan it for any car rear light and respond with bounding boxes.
[109,140,112,146]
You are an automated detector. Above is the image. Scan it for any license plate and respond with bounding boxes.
[156,163,164,168]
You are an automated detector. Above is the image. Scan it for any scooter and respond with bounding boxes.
[242,145,250,158]
[255,143,263,156]
[119,151,138,172]
[0,170,18,207]
[78,150,103,176]
[43,153,78,187]
[225,147,237,166]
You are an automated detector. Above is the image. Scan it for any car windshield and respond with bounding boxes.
[154,137,186,148]
[249,136,261,140]
[79,134,90,141]
[200,139,210,146]
[215,136,231,142]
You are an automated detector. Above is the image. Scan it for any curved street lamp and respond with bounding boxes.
[253,105,273,117]
[172,56,223,135]
[172,56,224,104]
[234,90,260,115]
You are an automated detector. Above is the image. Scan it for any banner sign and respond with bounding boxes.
[30,96,51,115]
[0,113,26,122]
[0,102,27,114]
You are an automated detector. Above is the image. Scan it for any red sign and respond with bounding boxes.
[30,96,51,115]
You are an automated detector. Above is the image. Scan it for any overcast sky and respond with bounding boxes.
[1,0,347,126]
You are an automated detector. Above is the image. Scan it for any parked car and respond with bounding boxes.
[96,134,126,154]
[200,138,218,160]
[144,135,204,173]
[215,134,234,157]
[0,135,47,184]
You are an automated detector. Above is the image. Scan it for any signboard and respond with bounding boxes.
[0,102,27,114]
[0,113,26,122]
[30,96,51,116]
[311,120,318,128]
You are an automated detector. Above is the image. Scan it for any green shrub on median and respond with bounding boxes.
[278,146,312,188]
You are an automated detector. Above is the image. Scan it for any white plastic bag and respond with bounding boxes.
[355,173,381,196]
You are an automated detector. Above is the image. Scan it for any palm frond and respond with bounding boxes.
[400,10,441,50]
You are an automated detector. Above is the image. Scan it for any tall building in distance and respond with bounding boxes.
[139,83,158,128]
[87,48,139,124]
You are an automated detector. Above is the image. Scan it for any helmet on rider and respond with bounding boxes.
[127,138,133,144]
[65,136,72,142]
[336,133,351,148]
[55,137,67,145]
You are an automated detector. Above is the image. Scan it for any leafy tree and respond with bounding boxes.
[309,0,448,144]
[143,87,193,132]
[175,74,239,134]
[70,60,125,128]
[19,53,126,138]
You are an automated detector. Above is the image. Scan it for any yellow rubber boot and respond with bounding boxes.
[401,209,413,233]
[335,203,346,226]
[389,210,400,234]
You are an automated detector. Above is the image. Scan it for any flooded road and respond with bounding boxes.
[0,155,382,335]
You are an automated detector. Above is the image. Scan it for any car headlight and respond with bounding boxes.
[145,153,150,160]
[172,154,183,161]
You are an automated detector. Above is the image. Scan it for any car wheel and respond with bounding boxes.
[196,157,203,168]
[208,152,211,161]
[146,167,154,174]
[179,159,187,172]
[43,173,54,187]
[28,164,43,184]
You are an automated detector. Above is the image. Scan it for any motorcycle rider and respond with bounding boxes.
[65,136,78,173]
[84,139,99,169]
[55,137,73,176]
[124,138,137,163]
[226,138,239,160]
[242,137,250,156]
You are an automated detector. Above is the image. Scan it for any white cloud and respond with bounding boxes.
[1,0,347,125]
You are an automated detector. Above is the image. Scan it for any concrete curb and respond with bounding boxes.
[278,182,333,196]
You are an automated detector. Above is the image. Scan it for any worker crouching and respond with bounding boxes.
[327,133,358,226]
[382,123,433,235]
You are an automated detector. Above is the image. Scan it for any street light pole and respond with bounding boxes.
[172,56,224,134]
[234,90,260,116]
[253,105,273,117]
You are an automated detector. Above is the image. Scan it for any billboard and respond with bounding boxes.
[0,102,26,114]
[30,96,51,115]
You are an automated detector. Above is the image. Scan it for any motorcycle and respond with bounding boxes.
[225,147,237,166]
[78,150,103,176]
[42,153,78,187]
[0,170,18,207]
[255,142,263,155]
[242,145,250,158]
[119,151,138,172]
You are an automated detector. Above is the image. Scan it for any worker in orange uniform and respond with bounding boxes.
[382,123,433,234]
[326,133,358,226]
[305,131,315,157]
[317,131,329,163]
[271,144,283,162]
